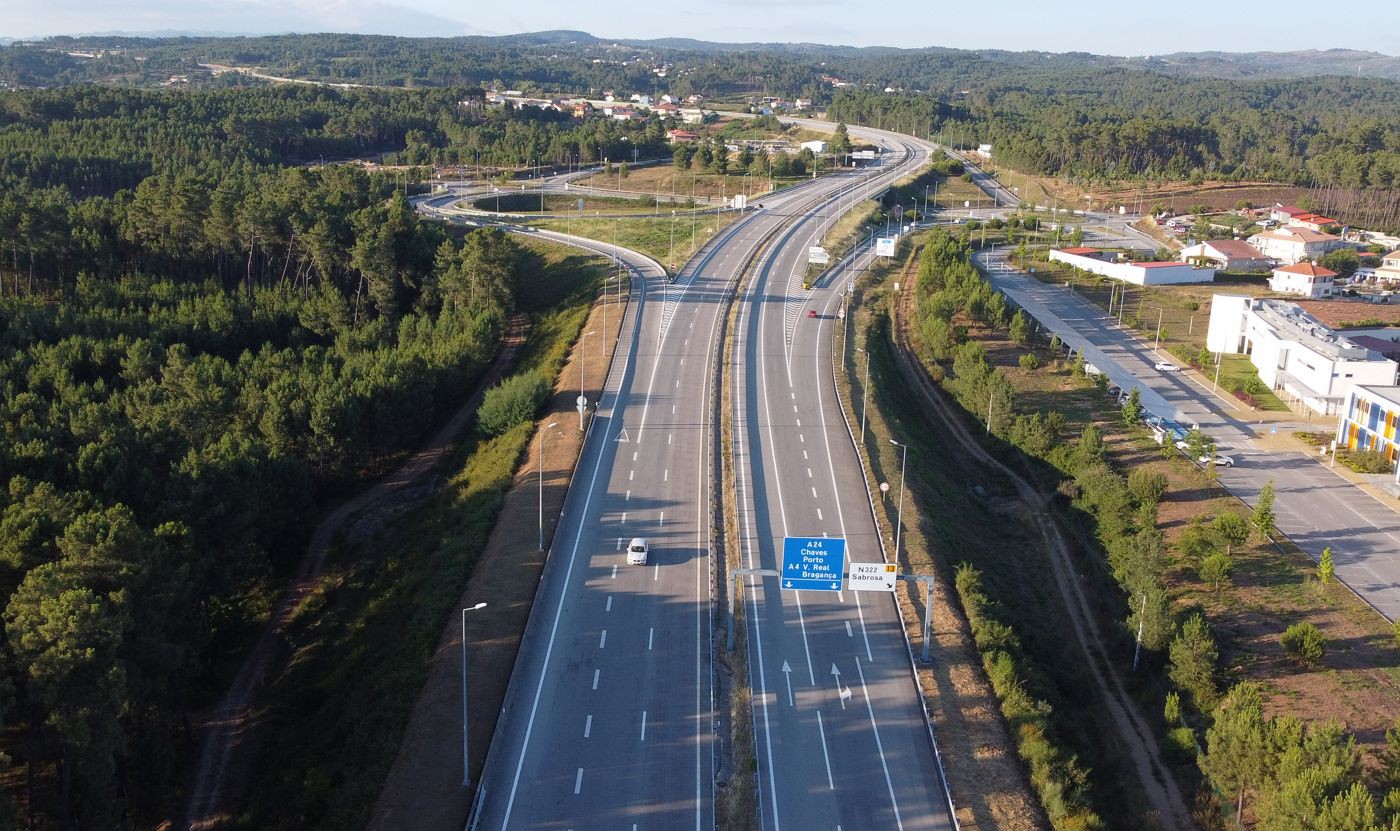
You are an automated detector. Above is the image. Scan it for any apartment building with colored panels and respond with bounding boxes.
[1337,385,1400,463]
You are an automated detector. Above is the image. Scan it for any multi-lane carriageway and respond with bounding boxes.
[466,124,957,830]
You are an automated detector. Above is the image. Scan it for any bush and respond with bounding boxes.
[476,371,550,436]
[1337,449,1393,474]
[1280,622,1326,668]
[1019,352,1040,370]
[1164,726,1198,763]
[1127,469,1168,507]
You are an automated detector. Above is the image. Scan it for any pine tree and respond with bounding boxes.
[1318,546,1335,584]
[1122,387,1143,427]
[1252,479,1277,541]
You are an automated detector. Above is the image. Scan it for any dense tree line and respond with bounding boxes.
[0,80,547,826]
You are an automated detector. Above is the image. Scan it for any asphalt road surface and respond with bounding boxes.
[976,247,1400,620]
[731,127,956,831]
[451,125,957,829]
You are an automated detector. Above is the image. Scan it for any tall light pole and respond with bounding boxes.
[889,439,909,560]
[579,331,596,431]
[461,601,488,787]
[1154,308,1164,350]
[856,347,872,448]
[539,422,558,549]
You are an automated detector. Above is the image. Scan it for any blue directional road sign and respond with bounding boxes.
[781,537,847,591]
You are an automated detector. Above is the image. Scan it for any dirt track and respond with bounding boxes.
[890,276,1194,831]
[181,315,529,830]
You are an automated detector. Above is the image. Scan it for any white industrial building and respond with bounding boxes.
[1049,248,1216,285]
[1207,295,1398,416]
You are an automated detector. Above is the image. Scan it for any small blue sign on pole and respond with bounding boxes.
[781,537,846,591]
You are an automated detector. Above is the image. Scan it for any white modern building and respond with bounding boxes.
[1049,248,1216,285]
[1207,295,1399,415]
[1336,385,1400,465]
[800,140,828,154]
[1269,261,1338,299]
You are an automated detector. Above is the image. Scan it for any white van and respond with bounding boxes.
[627,538,650,566]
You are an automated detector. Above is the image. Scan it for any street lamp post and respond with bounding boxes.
[539,422,558,549]
[889,439,909,560]
[1154,308,1165,350]
[461,601,488,787]
[579,332,596,431]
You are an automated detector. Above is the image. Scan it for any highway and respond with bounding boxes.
[976,246,1400,620]
[446,122,957,828]
[731,127,956,830]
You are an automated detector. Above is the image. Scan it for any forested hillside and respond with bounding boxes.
[6,32,1398,198]
[0,82,564,826]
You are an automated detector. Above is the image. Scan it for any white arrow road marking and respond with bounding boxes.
[831,663,852,709]
[781,660,794,707]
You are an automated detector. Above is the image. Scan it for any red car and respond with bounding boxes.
[807,310,818,318]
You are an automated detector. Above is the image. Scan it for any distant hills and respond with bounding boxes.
[491,31,1400,81]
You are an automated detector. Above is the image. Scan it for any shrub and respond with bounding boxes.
[476,371,550,436]
[1127,469,1168,507]
[1164,726,1198,763]
[1280,622,1326,668]
[1019,352,1040,370]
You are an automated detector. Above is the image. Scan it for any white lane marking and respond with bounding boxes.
[592,669,600,690]
[799,434,805,443]
[811,487,818,498]
[791,392,796,400]
[668,433,673,445]
[574,768,584,795]
[816,710,835,790]
[616,537,622,551]
[676,379,680,388]
[633,451,638,461]
[856,657,905,829]
[611,564,618,579]
[654,563,660,581]
[845,620,854,637]
[629,470,635,481]
[817,508,823,520]
[807,467,813,478]
[606,596,613,611]
[803,450,808,460]
[792,590,818,686]
[795,418,801,426]
[599,629,607,649]
[659,512,665,526]
[641,710,648,741]
[793,404,799,413]
[648,628,655,649]
[672,404,677,414]
[584,714,593,737]
[664,469,669,482]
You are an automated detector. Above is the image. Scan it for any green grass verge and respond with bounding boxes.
[526,212,743,273]
[235,248,604,831]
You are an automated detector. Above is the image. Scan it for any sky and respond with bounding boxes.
[5,0,1398,56]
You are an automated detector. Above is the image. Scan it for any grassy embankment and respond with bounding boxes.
[235,240,611,830]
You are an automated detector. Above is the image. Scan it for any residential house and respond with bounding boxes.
[654,102,680,118]
[1207,296,1397,416]
[666,129,699,143]
[572,100,594,118]
[1376,250,1400,284]
[1247,227,1347,265]
[1179,239,1274,271]
[1270,203,1309,224]
[1289,213,1340,233]
[794,98,812,110]
[1337,385,1400,464]
[1269,261,1338,299]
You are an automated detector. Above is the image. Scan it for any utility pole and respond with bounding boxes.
[890,440,909,561]
[579,333,595,431]
[538,423,558,549]
[856,347,872,449]
[461,601,487,786]
[1154,308,1164,350]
